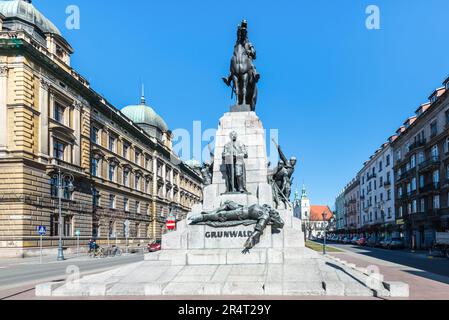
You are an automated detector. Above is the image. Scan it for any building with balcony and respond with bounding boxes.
[0,0,202,257]
[391,78,449,249]
[359,137,397,239]
[343,177,360,233]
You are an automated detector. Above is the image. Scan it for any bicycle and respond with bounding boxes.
[104,246,122,257]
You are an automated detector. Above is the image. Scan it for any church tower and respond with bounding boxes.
[300,184,310,221]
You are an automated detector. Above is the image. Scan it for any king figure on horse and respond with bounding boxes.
[223,20,260,111]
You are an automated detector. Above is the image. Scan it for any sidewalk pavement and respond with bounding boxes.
[328,251,449,300]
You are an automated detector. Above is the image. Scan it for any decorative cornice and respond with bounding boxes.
[40,78,51,90]
[0,65,8,76]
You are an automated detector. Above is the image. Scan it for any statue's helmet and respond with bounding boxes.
[230,131,238,141]
[290,157,297,166]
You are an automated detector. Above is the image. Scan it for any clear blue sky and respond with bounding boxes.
[37,0,449,208]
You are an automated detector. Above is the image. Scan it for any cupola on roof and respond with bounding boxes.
[0,0,61,35]
[121,87,169,136]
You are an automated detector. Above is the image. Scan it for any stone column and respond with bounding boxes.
[72,102,82,166]
[0,65,9,153]
[162,162,167,198]
[38,79,50,159]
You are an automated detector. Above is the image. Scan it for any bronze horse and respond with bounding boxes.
[223,21,259,111]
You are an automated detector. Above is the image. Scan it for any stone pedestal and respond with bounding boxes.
[208,111,273,209]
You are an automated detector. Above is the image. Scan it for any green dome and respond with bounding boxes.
[121,96,168,134]
[0,0,61,35]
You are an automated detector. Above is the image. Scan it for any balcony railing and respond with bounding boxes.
[367,173,377,181]
[408,139,427,153]
[420,182,440,193]
[418,156,440,172]
[384,180,392,187]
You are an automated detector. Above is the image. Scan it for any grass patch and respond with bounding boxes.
[306,240,343,253]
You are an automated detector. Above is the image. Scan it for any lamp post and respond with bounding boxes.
[322,211,328,255]
[52,168,74,261]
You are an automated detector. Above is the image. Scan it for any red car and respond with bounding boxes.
[356,237,367,246]
[148,240,162,252]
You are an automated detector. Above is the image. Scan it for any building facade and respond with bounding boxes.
[306,205,334,239]
[343,178,360,234]
[392,80,449,249]
[334,190,346,231]
[0,0,202,257]
[359,138,397,239]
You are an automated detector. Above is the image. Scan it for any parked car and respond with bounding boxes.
[342,237,351,244]
[351,236,360,245]
[435,232,449,259]
[388,238,405,249]
[380,237,392,248]
[357,237,367,246]
[366,237,378,247]
[148,240,162,252]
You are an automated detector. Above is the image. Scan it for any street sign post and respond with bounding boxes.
[75,229,80,255]
[37,226,47,264]
[124,220,130,254]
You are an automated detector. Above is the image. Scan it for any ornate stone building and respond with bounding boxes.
[0,0,202,257]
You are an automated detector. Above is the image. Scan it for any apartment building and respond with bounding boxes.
[391,80,449,249]
[359,138,398,239]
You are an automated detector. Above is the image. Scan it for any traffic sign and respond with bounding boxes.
[37,225,47,236]
[166,216,176,230]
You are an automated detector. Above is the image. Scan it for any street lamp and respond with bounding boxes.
[52,168,74,261]
[322,211,328,255]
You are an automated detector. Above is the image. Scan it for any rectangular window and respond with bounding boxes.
[136,201,141,214]
[446,109,449,125]
[412,200,417,213]
[433,170,440,184]
[50,177,71,200]
[410,154,416,168]
[109,194,115,209]
[93,189,100,207]
[433,195,440,210]
[430,121,438,137]
[418,152,425,164]
[91,127,99,144]
[109,164,115,182]
[135,150,141,166]
[54,102,65,123]
[432,145,439,159]
[53,140,65,160]
[123,170,129,187]
[109,136,116,152]
[124,197,129,212]
[419,175,425,188]
[411,177,417,191]
[386,155,391,167]
[135,175,140,190]
[420,198,425,212]
[91,158,99,177]
[123,142,129,159]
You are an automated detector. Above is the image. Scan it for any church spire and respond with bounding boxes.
[301,183,308,199]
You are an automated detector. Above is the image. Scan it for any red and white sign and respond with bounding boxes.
[166,216,176,230]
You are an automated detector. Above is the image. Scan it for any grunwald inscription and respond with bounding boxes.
[205,230,253,239]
